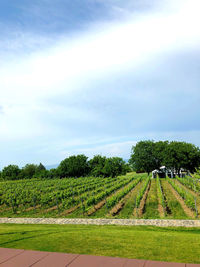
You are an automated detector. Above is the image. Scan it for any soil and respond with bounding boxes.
[157,184,165,218]
[60,204,80,216]
[87,200,106,216]
[133,180,151,217]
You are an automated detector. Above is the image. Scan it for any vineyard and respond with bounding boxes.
[0,172,200,219]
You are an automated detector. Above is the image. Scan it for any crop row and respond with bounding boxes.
[135,177,150,208]
[167,178,196,211]
[176,176,200,193]
[106,176,141,209]
[0,175,134,213]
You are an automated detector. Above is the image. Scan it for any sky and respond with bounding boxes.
[0,0,200,168]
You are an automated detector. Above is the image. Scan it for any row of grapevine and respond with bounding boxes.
[176,176,200,193]
[135,177,150,208]
[106,177,141,209]
[85,176,136,209]
[167,178,197,213]
[0,174,134,214]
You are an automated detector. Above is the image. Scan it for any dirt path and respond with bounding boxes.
[157,181,165,218]
[133,180,151,217]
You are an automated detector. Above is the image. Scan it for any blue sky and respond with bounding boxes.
[0,0,200,167]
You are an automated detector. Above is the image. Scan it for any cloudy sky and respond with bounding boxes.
[0,0,200,167]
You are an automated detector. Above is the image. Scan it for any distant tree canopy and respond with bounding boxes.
[1,165,21,180]
[58,154,89,178]
[129,140,200,175]
[3,140,199,180]
[57,155,129,178]
[89,155,106,177]
[0,163,46,180]
[0,155,129,180]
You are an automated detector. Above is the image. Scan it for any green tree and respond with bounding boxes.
[20,164,38,179]
[102,157,128,177]
[1,165,21,180]
[89,155,106,177]
[36,163,46,173]
[163,141,200,174]
[58,154,89,178]
[129,140,157,175]
[153,141,168,168]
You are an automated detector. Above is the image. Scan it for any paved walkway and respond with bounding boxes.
[1,218,200,227]
[0,248,199,267]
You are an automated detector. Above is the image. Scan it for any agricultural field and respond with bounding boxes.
[0,172,200,219]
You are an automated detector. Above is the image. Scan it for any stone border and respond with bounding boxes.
[0,217,200,227]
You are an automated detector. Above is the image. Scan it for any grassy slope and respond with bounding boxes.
[0,224,200,263]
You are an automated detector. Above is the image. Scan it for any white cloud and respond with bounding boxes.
[0,0,200,164]
[61,140,137,159]
[1,0,200,105]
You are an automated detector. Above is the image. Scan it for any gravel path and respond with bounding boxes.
[1,217,200,227]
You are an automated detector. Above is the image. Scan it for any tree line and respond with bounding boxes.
[129,140,200,175]
[0,155,130,180]
[1,140,200,181]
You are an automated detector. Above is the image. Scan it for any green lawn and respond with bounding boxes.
[0,224,200,263]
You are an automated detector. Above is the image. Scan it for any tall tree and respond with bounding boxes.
[58,154,89,178]
[129,140,156,175]
[20,164,38,179]
[89,155,106,177]
[1,165,21,180]
[163,141,200,174]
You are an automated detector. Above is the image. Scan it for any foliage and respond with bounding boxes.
[167,178,196,211]
[177,176,200,193]
[0,173,134,214]
[102,157,128,178]
[1,165,21,180]
[129,140,200,175]
[57,154,90,178]
[89,155,106,177]
[20,164,38,179]
[163,141,200,173]
[129,140,156,175]
[106,177,141,209]
[135,176,150,208]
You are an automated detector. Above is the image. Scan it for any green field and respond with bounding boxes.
[0,224,200,263]
[0,173,200,219]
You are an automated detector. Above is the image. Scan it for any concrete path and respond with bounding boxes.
[1,218,200,227]
[0,248,199,267]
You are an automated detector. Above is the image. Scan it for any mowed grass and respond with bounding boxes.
[0,224,200,263]
[142,179,160,219]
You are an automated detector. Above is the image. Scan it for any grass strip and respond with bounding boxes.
[157,177,166,217]
[142,179,159,219]
[0,224,200,264]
